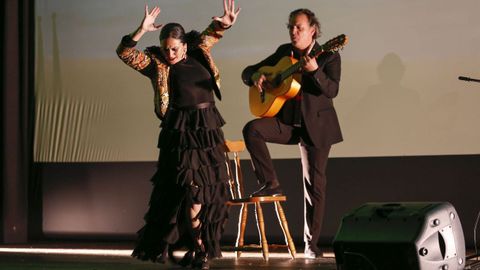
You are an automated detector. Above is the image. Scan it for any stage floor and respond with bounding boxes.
[1,243,479,270]
[0,243,337,270]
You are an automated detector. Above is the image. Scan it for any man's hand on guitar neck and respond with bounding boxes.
[299,41,319,73]
[300,54,319,73]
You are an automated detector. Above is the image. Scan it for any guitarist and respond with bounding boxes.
[241,8,343,258]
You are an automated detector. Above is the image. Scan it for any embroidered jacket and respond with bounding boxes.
[116,21,226,120]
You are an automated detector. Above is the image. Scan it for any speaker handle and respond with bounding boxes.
[375,203,405,218]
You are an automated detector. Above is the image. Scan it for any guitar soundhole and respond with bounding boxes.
[272,75,282,88]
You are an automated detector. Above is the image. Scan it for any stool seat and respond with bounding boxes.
[227,195,287,204]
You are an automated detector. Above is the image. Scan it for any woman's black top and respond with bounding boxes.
[169,56,215,108]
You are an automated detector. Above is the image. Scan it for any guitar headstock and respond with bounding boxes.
[314,34,349,57]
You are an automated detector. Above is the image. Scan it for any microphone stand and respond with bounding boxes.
[458,76,480,83]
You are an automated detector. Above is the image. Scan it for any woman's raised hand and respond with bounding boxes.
[212,0,241,28]
[141,5,162,32]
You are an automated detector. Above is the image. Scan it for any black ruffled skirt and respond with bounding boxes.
[131,105,230,261]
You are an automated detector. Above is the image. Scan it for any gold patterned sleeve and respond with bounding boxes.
[116,35,152,73]
[198,21,228,51]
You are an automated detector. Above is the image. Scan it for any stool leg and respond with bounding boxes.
[254,202,269,261]
[274,201,296,259]
[235,203,248,258]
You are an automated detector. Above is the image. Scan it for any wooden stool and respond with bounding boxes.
[224,140,296,261]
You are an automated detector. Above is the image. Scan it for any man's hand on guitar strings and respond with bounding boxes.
[252,72,272,103]
[252,72,269,92]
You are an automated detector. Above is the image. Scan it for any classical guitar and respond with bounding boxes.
[249,34,348,117]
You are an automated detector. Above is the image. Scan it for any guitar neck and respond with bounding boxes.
[278,46,325,82]
[279,62,302,82]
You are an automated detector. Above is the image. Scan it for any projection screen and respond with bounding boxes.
[34,0,480,162]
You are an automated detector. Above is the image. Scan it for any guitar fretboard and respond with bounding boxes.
[278,48,323,83]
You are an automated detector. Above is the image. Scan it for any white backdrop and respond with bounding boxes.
[34,0,480,161]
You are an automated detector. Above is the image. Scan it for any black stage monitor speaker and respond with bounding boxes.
[333,202,465,270]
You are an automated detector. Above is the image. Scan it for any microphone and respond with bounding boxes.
[458,76,480,83]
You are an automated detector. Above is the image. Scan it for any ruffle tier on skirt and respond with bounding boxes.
[132,105,230,262]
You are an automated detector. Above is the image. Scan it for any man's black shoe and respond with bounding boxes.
[250,184,283,197]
